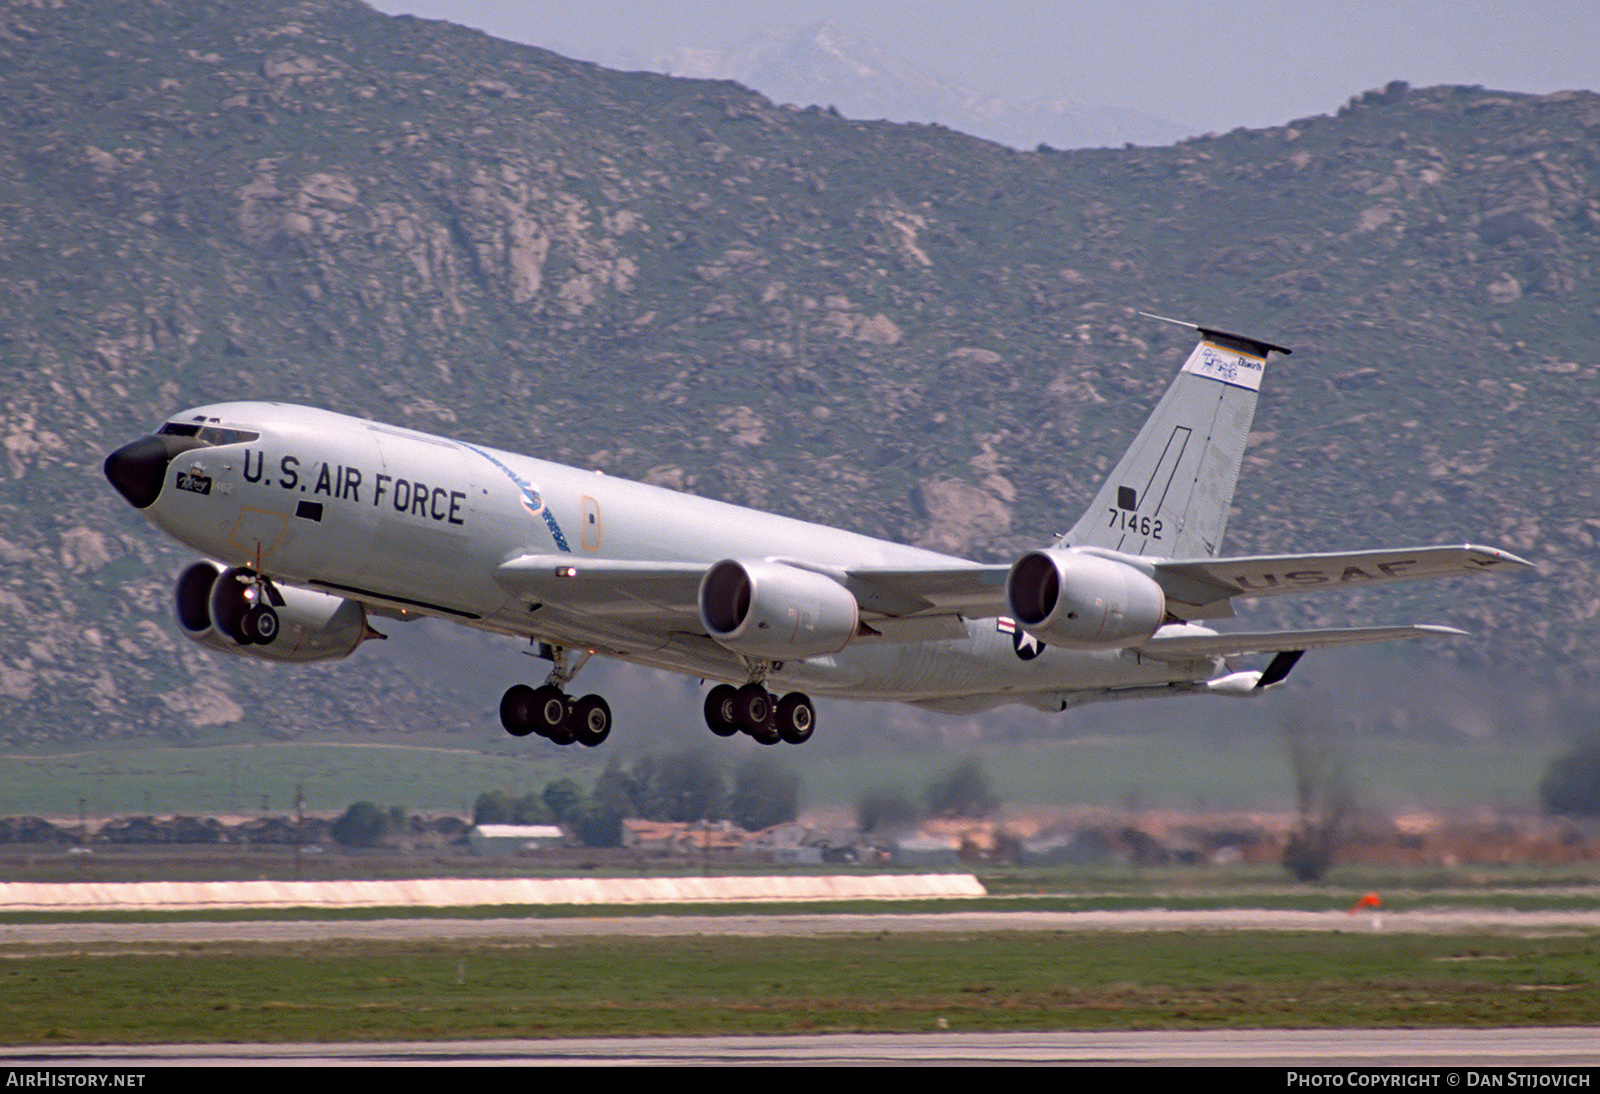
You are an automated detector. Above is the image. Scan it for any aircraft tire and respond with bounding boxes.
[531,685,572,742]
[733,683,771,735]
[774,692,815,744]
[215,598,253,645]
[499,684,537,737]
[572,694,611,747]
[242,604,279,645]
[704,684,740,737]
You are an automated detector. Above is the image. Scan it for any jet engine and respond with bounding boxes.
[1006,548,1166,648]
[699,559,858,660]
[174,561,372,663]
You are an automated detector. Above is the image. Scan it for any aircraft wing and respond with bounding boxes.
[1135,623,1467,660]
[1149,543,1531,618]
[494,555,708,625]
[830,563,1010,617]
[493,554,1011,629]
[493,545,1520,646]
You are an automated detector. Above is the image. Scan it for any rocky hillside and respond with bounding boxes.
[0,0,1595,744]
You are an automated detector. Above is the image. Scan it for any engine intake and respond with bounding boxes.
[1006,548,1166,648]
[174,561,370,663]
[699,559,858,660]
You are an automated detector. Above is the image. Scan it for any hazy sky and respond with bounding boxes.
[374,1,1599,135]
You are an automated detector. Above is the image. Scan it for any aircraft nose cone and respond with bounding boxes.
[104,435,186,509]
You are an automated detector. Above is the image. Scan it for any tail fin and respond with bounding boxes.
[1062,317,1291,560]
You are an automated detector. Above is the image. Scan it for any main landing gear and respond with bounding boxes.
[496,645,815,748]
[703,682,815,745]
[499,646,611,747]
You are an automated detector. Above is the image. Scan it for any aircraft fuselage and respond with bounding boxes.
[105,322,1528,746]
[125,401,1217,711]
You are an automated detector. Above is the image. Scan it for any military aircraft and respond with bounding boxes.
[103,318,1528,747]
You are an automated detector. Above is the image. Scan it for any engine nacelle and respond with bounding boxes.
[1006,548,1166,649]
[698,559,859,660]
[174,561,370,663]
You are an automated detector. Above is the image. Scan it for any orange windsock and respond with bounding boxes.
[1348,892,1382,913]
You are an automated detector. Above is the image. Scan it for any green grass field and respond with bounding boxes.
[3,930,1596,1043]
[0,732,1553,819]
[0,728,1589,1049]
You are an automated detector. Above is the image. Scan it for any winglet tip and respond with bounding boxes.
[1466,544,1535,570]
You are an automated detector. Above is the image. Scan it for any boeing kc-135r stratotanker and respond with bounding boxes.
[103,318,1529,747]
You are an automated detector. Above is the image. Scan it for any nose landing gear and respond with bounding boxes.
[213,568,283,647]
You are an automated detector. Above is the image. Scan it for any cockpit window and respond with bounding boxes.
[158,422,260,445]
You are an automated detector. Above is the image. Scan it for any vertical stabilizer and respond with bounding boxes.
[1063,319,1291,559]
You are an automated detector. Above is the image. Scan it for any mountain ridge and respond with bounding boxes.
[0,0,1592,745]
[636,19,1192,150]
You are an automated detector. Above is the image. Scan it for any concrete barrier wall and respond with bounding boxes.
[0,873,986,912]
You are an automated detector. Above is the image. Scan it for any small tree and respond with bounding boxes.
[594,755,638,819]
[331,801,388,848]
[568,798,625,848]
[728,755,803,831]
[625,753,667,820]
[1280,712,1355,883]
[926,757,999,819]
[1541,728,1600,816]
[856,785,920,833]
[541,779,585,824]
[635,750,726,822]
[473,790,515,825]
[512,791,553,825]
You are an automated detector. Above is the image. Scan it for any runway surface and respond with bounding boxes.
[3,1028,1597,1066]
[6,906,1600,947]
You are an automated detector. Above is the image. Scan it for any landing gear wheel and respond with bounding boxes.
[774,692,815,744]
[499,684,537,737]
[704,684,740,737]
[242,604,279,645]
[571,694,611,747]
[733,683,772,736]
[215,585,253,645]
[531,685,573,743]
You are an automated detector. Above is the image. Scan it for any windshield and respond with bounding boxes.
[158,422,260,446]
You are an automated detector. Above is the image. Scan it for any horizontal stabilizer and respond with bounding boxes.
[1137,312,1294,360]
[1149,543,1531,618]
[1136,623,1467,660]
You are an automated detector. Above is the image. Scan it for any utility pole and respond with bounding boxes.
[294,783,305,879]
